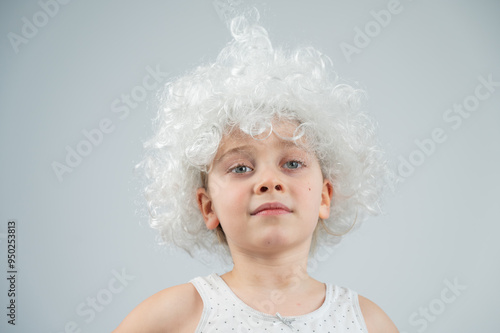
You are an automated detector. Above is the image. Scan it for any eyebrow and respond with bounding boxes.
[215,145,255,163]
[215,140,308,163]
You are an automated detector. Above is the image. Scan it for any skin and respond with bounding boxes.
[113,122,398,333]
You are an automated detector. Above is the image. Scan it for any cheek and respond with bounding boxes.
[295,178,324,212]
[207,175,229,197]
[209,179,249,218]
[299,174,323,196]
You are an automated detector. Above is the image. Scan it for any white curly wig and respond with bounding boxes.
[142,14,389,261]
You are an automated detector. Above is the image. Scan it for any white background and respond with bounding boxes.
[0,0,499,332]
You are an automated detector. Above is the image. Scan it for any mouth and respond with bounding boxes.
[251,202,292,216]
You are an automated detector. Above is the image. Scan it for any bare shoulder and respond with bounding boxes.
[112,283,203,333]
[358,294,399,333]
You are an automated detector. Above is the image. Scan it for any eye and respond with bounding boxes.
[283,160,304,169]
[230,164,253,174]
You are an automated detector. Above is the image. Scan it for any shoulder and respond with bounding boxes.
[358,294,399,333]
[112,282,203,333]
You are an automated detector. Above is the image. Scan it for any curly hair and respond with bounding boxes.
[141,14,390,261]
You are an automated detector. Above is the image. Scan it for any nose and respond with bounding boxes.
[258,184,282,193]
[254,169,284,194]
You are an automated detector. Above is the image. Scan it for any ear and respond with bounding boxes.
[319,179,333,220]
[196,187,220,230]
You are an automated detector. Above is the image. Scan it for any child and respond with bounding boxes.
[114,13,398,333]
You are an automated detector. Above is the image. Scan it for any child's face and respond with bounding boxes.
[197,121,333,255]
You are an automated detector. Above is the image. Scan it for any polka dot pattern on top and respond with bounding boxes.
[190,273,369,332]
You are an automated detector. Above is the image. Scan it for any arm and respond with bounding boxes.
[359,295,399,333]
[112,283,203,333]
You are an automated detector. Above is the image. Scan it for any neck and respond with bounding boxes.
[230,253,308,286]
[221,244,324,315]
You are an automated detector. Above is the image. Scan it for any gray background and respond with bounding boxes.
[1,0,499,332]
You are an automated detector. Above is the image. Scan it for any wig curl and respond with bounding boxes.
[142,14,390,261]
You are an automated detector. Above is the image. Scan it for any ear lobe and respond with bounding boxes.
[319,179,333,220]
[196,187,220,230]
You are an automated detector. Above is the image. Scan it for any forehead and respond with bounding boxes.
[215,121,311,158]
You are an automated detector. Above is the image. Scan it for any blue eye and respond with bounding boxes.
[283,160,303,169]
[231,165,252,174]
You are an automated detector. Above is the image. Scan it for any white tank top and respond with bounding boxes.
[190,273,369,332]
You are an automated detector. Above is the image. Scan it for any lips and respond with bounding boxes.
[251,202,292,216]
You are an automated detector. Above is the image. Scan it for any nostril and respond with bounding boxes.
[260,186,268,192]
[275,185,282,191]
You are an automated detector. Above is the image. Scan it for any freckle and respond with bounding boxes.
[308,188,311,191]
